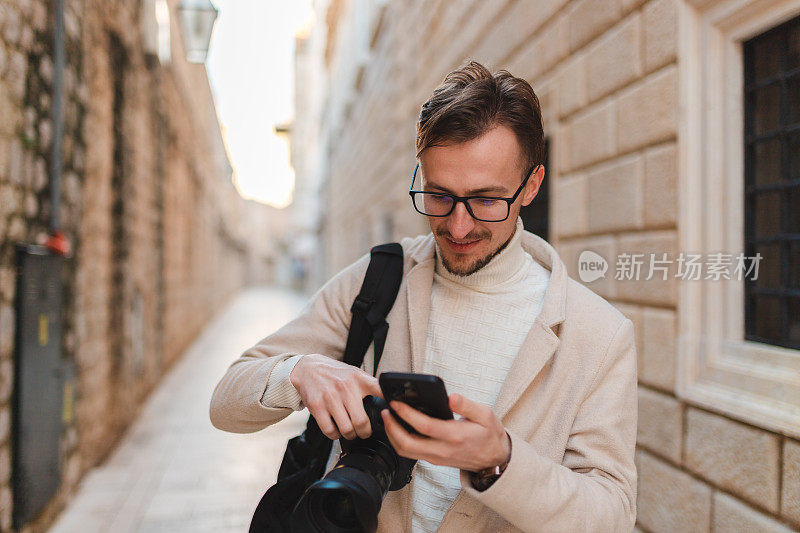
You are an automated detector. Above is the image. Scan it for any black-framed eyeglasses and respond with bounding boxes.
[408,163,537,222]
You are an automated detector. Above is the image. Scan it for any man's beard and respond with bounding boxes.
[437,228,516,277]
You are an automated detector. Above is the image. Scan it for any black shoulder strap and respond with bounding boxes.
[248,244,404,533]
[342,243,404,375]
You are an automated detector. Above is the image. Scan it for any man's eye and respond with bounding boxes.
[431,195,453,204]
[474,198,499,207]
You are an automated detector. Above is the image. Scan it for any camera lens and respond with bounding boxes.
[292,396,417,532]
[296,471,381,533]
[322,491,358,529]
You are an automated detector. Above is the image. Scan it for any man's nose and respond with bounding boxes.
[446,202,475,239]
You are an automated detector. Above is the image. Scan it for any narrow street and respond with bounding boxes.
[48,287,310,533]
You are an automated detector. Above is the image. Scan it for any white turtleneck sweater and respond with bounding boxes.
[262,218,551,532]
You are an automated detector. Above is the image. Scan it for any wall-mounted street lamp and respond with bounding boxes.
[178,0,219,63]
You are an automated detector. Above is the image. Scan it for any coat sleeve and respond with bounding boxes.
[460,318,638,532]
[208,253,371,433]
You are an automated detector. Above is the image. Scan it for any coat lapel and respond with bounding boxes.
[492,231,568,422]
[405,258,434,373]
[493,319,560,421]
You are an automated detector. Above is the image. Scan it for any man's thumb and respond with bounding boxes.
[450,393,490,425]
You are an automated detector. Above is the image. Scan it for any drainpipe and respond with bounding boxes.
[45,0,70,256]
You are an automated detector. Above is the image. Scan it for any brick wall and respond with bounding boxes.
[0,0,283,531]
[301,0,800,530]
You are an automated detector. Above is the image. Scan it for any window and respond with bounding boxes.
[743,15,800,351]
[677,0,800,439]
[519,138,550,240]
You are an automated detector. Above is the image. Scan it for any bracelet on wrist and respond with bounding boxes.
[471,433,511,492]
[471,460,509,491]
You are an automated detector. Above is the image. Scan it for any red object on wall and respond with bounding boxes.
[44,230,71,256]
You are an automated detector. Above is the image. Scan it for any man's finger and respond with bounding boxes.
[329,401,356,440]
[313,411,341,440]
[390,401,451,440]
[449,393,495,426]
[344,391,373,439]
[359,373,383,398]
[381,409,426,457]
[381,410,450,462]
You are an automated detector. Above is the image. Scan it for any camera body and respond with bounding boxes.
[291,395,416,533]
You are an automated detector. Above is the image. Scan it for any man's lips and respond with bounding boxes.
[444,237,482,253]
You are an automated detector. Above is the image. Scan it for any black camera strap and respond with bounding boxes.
[249,242,404,533]
[344,242,404,375]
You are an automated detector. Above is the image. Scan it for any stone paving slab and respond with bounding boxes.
[49,287,310,533]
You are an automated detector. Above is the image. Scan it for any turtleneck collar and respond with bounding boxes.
[434,217,530,290]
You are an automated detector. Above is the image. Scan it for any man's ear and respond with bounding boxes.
[521,165,545,206]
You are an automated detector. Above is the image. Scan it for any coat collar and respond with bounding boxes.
[404,228,569,419]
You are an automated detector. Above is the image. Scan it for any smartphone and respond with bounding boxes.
[379,372,453,435]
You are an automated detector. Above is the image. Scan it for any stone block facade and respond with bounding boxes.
[293,0,800,530]
[0,0,284,531]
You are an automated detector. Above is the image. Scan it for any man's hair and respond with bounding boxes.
[416,60,545,171]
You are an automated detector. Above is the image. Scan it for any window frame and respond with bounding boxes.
[677,0,800,438]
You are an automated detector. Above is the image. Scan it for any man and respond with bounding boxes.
[210,60,637,532]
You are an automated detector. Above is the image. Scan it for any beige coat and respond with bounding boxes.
[209,230,637,532]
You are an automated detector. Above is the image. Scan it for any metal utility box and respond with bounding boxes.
[12,244,64,529]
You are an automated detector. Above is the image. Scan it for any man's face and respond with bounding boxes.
[418,125,544,276]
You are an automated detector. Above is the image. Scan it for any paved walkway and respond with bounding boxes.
[49,287,310,533]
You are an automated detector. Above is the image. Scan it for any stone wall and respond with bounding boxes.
[298,0,800,530]
[0,0,283,531]
[0,0,85,529]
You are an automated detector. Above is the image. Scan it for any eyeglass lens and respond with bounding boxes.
[412,193,509,221]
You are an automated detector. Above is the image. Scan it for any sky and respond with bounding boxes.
[206,0,313,208]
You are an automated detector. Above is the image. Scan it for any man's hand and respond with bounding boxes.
[289,354,383,441]
[380,393,511,472]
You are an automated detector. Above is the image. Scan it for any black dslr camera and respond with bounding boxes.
[291,395,417,532]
